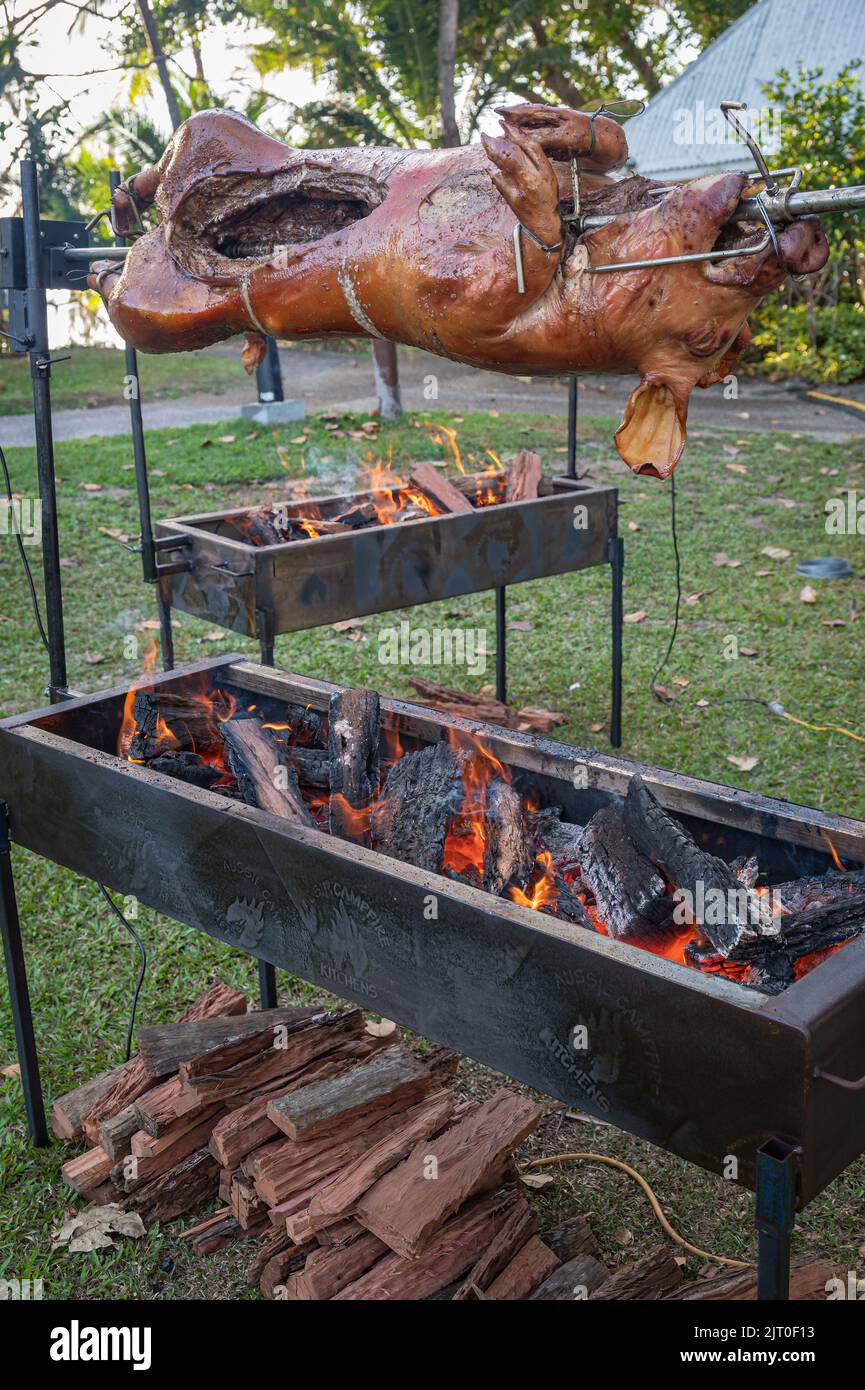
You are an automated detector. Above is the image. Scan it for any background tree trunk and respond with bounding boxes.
[372,340,402,421]
[438,0,461,147]
[137,0,182,132]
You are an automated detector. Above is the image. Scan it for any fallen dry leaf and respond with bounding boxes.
[800,585,818,604]
[822,619,847,627]
[332,618,367,632]
[79,482,102,492]
[99,527,129,543]
[134,618,161,632]
[727,754,759,772]
[672,676,690,688]
[53,1204,146,1253]
[685,591,708,606]
[761,546,791,561]
[589,721,605,733]
[365,1018,397,1039]
[201,630,224,642]
[653,684,677,703]
[1,1062,21,1078]
[83,652,105,666]
[740,647,758,657]
[613,1226,634,1246]
[216,434,236,444]
[696,699,710,708]
[726,462,748,475]
[774,442,792,453]
[627,521,641,532]
[520,1172,555,1190]
[713,553,742,568]
[623,610,647,624]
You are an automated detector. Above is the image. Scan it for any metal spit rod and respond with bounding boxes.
[61,182,865,271]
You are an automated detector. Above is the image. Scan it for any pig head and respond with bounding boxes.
[90,106,828,479]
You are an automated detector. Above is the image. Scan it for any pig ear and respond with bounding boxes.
[614,377,690,479]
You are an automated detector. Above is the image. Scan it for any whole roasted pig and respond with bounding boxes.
[91,104,828,477]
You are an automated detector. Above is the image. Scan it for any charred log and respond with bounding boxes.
[484,778,535,894]
[149,751,224,789]
[328,688,380,845]
[372,740,465,873]
[127,690,227,762]
[408,463,473,514]
[221,718,315,826]
[578,803,678,943]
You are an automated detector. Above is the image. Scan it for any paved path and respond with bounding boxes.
[2,344,864,447]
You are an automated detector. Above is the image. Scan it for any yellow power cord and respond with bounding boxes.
[778,709,865,745]
[520,1152,750,1269]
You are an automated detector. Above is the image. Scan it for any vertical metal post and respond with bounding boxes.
[756,1138,798,1300]
[567,377,578,479]
[256,608,276,667]
[495,587,507,705]
[255,337,284,404]
[258,961,278,1009]
[158,597,175,671]
[20,159,67,700]
[0,803,48,1146]
[609,534,624,748]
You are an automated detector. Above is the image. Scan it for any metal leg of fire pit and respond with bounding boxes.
[256,608,276,667]
[756,1138,799,1300]
[609,535,624,748]
[495,588,507,704]
[158,598,175,671]
[259,961,278,1009]
[0,803,48,1146]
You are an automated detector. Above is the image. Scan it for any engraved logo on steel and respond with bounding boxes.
[225,895,266,949]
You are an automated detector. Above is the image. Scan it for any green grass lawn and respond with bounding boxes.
[0,347,243,415]
[1,405,864,1299]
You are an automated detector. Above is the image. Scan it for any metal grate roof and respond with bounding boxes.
[623,0,864,181]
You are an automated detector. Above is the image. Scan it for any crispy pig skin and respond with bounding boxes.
[90,104,828,477]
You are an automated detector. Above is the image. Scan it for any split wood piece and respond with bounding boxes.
[420,1044,461,1083]
[181,1010,367,1103]
[130,1102,224,1160]
[578,802,678,944]
[61,1146,112,1196]
[267,1046,433,1144]
[406,677,566,735]
[189,1212,244,1256]
[771,868,865,914]
[356,1087,543,1259]
[79,982,247,1143]
[307,1089,455,1229]
[123,1147,220,1225]
[246,1222,301,1286]
[408,462,473,515]
[294,516,350,536]
[624,775,770,956]
[218,1168,236,1204]
[51,1063,126,1142]
[333,500,378,530]
[253,1097,451,1209]
[540,1213,602,1262]
[452,1198,539,1300]
[328,688,380,845]
[127,690,228,763]
[530,1253,611,1300]
[230,1175,269,1230]
[261,1248,309,1300]
[265,1176,338,1230]
[485,1236,561,1300]
[134,1075,213,1138]
[318,1219,366,1248]
[288,1231,390,1300]
[506,449,542,503]
[334,1186,521,1301]
[137,1007,312,1078]
[484,777,534,894]
[221,718,315,826]
[115,1110,225,1191]
[665,1257,842,1301]
[589,1243,683,1300]
[100,1104,145,1163]
[371,738,465,873]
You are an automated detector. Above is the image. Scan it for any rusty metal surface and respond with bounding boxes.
[156,479,617,637]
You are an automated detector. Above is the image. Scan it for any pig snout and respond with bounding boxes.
[776,217,829,276]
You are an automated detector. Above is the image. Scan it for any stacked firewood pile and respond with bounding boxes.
[236,451,544,547]
[53,984,840,1300]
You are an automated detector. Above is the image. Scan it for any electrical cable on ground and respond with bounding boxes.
[97,884,147,1063]
[519,1152,749,1268]
[649,472,681,702]
[0,440,50,653]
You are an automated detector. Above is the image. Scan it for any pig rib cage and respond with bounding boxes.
[2,656,865,1300]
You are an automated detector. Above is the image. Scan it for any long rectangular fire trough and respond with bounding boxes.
[154,474,617,639]
[3,654,865,1255]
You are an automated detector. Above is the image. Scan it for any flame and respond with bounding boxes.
[824,833,844,872]
[510,851,559,911]
[441,730,509,883]
[428,424,464,473]
[118,641,158,758]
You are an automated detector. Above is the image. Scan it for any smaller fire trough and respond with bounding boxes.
[154,465,618,641]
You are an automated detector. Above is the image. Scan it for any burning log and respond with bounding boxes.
[371,739,465,873]
[729,892,865,966]
[578,803,678,943]
[243,507,285,546]
[484,778,535,894]
[148,751,224,789]
[126,689,229,762]
[285,746,330,788]
[771,868,865,914]
[221,717,315,826]
[623,776,772,956]
[328,688,380,845]
[408,463,473,515]
[505,449,542,502]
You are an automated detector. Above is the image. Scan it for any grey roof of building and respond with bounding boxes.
[623,0,863,181]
